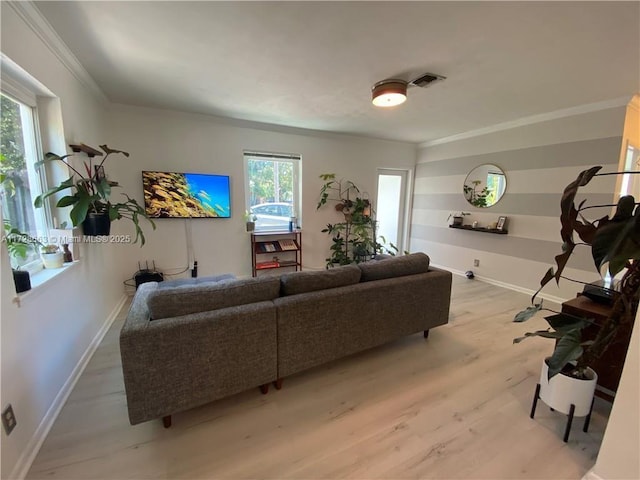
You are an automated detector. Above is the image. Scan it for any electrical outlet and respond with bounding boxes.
[2,404,17,435]
[474,259,480,267]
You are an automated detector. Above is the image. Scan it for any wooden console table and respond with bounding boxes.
[561,295,633,401]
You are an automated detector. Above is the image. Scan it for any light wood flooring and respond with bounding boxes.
[26,277,612,479]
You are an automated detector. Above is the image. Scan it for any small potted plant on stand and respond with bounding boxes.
[514,166,639,442]
[34,144,155,245]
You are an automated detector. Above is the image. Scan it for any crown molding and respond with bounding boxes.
[420,96,632,149]
[7,1,108,103]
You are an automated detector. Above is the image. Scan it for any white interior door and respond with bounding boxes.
[376,169,409,254]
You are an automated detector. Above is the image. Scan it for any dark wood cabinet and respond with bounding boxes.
[561,295,633,401]
[251,230,302,277]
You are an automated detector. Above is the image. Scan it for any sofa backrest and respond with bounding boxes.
[358,252,430,282]
[280,264,361,296]
[147,276,281,319]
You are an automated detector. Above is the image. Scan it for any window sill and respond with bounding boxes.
[13,261,80,306]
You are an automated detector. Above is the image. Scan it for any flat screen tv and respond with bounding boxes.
[142,171,231,218]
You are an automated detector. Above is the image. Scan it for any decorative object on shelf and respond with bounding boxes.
[463,164,506,208]
[472,221,478,228]
[62,243,73,263]
[41,244,64,269]
[244,210,257,232]
[496,216,507,231]
[447,211,470,226]
[34,144,155,245]
[513,166,639,439]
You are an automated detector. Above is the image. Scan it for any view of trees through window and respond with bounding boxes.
[247,160,293,205]
[246,154,300,231]
[1,93,45,267]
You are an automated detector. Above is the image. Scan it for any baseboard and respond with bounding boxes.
[582,468,604,480]
[434,264,567,306]
[10,294,127,480]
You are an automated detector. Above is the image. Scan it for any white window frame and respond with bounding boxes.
[2,83,49,273]
[244,151,301,232]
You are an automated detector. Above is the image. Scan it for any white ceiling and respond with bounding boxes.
[34,1,640,144]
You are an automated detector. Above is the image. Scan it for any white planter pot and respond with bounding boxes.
[42,252,64,269]
[539,360,597,417]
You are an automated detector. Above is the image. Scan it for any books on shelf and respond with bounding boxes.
[256,261,280,269]
[258,242,277,253]
[278,239,297,251]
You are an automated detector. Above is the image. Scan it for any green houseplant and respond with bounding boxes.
[316,173,380,267]
[3,219,43,292]
[514,166,639,381]
[40,244,64,268]
[34,144,154,245]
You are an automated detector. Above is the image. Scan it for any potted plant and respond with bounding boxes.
[34,144,155,245]
[244,210,257,232]
[3,219,43,293]
[447,211,470,226]
[317,174,379,267]
[513,166,639,440]
[40,244,64,268]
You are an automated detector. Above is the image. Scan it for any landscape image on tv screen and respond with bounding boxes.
[142,171,231,218]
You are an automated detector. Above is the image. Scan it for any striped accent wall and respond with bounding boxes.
[411,132,623,302]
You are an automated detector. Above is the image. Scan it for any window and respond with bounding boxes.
[1,92,47,270]
[244,151,301,231]
[619,143,639,197]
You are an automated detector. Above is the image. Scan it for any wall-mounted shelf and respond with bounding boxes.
[449,224,508,235]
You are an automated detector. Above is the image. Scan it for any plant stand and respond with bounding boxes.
[529,361,597,442]
[530,383,595,442]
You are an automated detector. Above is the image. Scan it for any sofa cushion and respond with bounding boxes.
[358,252,430,282]
[147,276,280,319]
[280,264,361,296]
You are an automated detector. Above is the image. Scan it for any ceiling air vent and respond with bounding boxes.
[409,73,446,88]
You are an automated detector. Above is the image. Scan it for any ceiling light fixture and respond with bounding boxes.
[371,79,408,108]
[372,73,446,108]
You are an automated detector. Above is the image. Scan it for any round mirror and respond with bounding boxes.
[464,164,507,208]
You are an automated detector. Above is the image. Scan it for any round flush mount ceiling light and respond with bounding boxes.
[371,79,408,107]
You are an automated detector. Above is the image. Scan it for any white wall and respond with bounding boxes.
[1,5,129,479]
[586,310,640,480]
[107,104,417,277]
[411,106,626,301]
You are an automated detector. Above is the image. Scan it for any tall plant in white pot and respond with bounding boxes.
[513,166,639,442]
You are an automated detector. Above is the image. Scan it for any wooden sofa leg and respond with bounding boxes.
[424,330,430,339]
[274,378,283,390]
[162,415,172,428]
[259,383,269,394]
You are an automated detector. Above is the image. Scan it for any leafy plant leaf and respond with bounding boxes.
[593,202,640,277]
[513,303,542,322]
[546,329,583,379]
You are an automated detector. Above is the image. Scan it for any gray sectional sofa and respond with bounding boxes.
[120,253,452,427]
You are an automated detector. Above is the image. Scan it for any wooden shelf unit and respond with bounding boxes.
[251,230,302,277]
